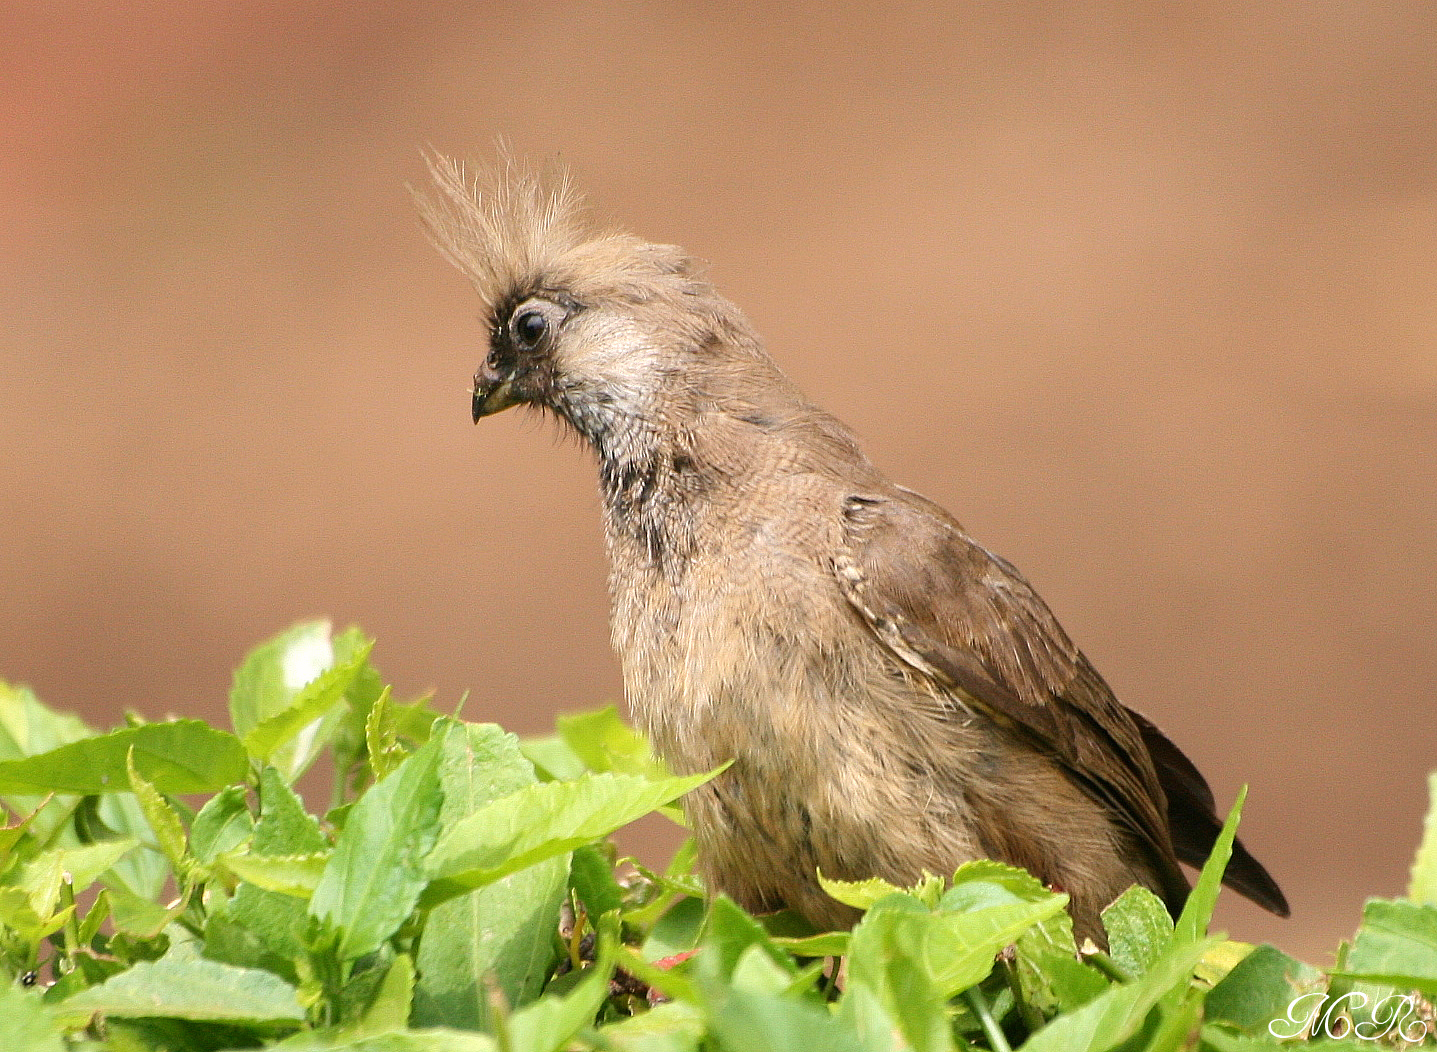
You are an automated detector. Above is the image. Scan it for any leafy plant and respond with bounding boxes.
[0,622,1432,1051]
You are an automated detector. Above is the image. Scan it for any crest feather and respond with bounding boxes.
[417,149,708,316]
[417,149,597,310]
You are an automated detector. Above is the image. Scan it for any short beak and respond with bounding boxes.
[471,376,519,423]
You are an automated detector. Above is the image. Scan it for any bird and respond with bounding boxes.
[418,152,1289,944]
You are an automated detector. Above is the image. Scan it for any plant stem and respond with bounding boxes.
[965,984,1012,1052]
[1000,956,1045,1037]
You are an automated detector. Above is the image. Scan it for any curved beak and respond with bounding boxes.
[471,374,519,423]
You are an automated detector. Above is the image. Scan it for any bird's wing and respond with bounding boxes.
[833,488,1191,909]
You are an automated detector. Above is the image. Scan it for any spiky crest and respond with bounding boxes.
[416,149,703,319]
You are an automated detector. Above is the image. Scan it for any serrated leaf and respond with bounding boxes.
[310,734,445,961]
[126,746,189,879]
[0,720,246,795]
[231,622,334,736]
[1409,771,1437,906]
[207,769,328,977]
[817,872,914,911]
[422,769,718,907]
[1103,885,1176,977]
[1174,787,1246,947]
[254,766,328,854]
[191,785,254,864]
[1340,898,1437,996]
[61,951,305,1022]
[413,721,566,1031]
[243,643,371,767]
[224,851,331,897]
[1020,938,1213,1052]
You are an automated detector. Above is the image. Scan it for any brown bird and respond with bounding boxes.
[419,154,1289,943]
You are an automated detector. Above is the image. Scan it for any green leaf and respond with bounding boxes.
[642,895,708,963]
[1204,944,1324,1036]
[518,734,587,782]
[191,785,255,864]
[126,746,189,879]
[108,886,181,937]
[422,769,718,907]
[358,953,416,1035]
[850,894,1067,1001]
[273,1030,498,1052]
[570,842,626,918]
[254,766,329,854]
[598,999,705,1052]
[231,621,332,737]
[1019,938,1212,1052]
[0,681,93,842]
[0,885,72,941]
[942,859,1106,1012]
[704,896,798,980]
[1174,787,1246,947]
[224,851,331,897]
[310,733,445,961]
[243,641,371,767]
[61,951,306,1022]
[1340,898,1437,996]
[86,792,172,900]
[1103,885,1176,977]
[1409,771,1437,906]
[19,837,138,918]
[0,720,247,795]
[820,870,943,911]
[0,982,65,1052]
[505,932,615,1052]
[207,769,327,977]
[0,798,42,863]
[842,908,957,1052]
[230,620,351,782]
[365,687,404,781]
[555,705,667,777]
[771,930,852,957]
[413,721,567,1031]
[705,985,872,1052]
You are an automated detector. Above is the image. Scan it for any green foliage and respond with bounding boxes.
[0,622,1433,1051]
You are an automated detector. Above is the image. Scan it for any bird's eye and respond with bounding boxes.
[513,309,548,349]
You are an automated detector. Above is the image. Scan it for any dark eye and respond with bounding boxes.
[513,309,548,349]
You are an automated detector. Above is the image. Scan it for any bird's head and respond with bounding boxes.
[418,152,757,448]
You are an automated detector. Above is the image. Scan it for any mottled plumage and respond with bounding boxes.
[420,153,1289,942]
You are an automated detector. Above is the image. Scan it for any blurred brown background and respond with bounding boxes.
[2,1,1434,963]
